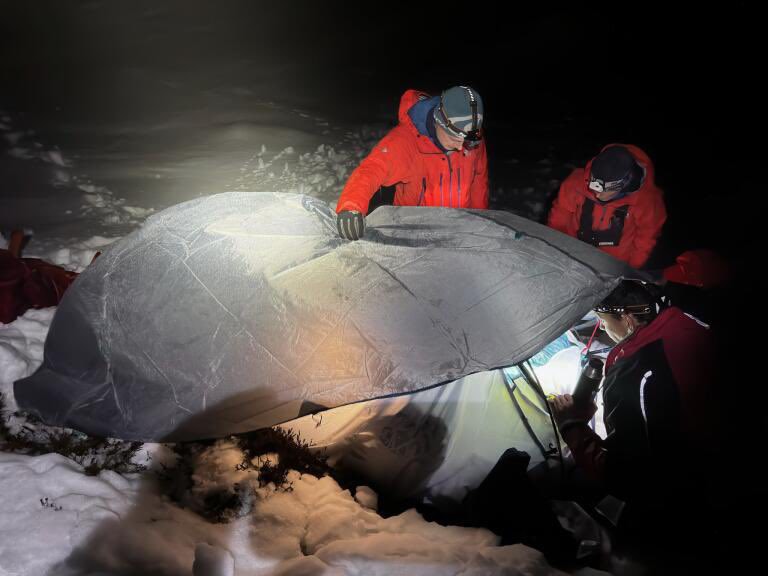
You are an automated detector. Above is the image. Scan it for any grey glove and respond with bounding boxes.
[337,210,365,241]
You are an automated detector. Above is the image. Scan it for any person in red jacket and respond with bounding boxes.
[547,144,667,269]
[335,86,489,240]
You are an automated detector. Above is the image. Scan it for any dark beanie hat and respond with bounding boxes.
[591,146,636,182]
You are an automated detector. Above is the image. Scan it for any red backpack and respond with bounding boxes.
[0,231,80,324]
[662,249,731,289]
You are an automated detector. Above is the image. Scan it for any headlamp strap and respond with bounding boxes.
[463,86,478,132]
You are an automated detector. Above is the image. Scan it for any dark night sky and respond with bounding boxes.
[1,2,760,260]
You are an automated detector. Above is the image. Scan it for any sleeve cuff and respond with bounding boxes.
[557,419,592,435]
[337,200,364,214]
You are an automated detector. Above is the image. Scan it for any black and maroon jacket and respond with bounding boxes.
[561,307,718,511]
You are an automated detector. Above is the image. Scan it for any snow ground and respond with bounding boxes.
[0,442,567,576]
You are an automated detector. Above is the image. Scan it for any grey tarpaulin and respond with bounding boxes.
[15,192,632,441]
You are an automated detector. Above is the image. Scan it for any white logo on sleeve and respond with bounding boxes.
[639,370,653,425]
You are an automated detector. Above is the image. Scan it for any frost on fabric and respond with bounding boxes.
[15,192,630,441]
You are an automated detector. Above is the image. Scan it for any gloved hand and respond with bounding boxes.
[336,210,365,241]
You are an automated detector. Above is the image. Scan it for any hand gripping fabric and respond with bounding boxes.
[337,210,365,240]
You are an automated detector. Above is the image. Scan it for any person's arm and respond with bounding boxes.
[467,141,489,209]
[547,170,582,235]
[336,131,413,216]
[550,394,607,485]
[628,192,667,269]
[553,390,650,495]
[599,354,683,503]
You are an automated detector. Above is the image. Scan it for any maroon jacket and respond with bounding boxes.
[1,242,78,324]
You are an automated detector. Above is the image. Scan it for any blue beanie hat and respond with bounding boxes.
[434,86,484,136]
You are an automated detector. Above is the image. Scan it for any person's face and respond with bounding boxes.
[593,188,621,202]
[436,123,465,151]
[596,312,633,343]
[588,174,624,202]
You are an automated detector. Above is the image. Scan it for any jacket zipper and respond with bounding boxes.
[599,205,607,226]
[458,167,461,207]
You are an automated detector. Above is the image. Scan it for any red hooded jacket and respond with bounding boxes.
[336,89,489,215]
[547,144,666,269]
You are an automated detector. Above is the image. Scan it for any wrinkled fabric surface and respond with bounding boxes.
[15,192,632,441]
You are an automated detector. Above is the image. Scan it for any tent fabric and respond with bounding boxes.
[281,367,560,503]
[283,328,610,504]
[14,192,633,441]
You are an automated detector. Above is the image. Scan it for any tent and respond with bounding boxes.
[281,352,576,504]
[15,193,632,459]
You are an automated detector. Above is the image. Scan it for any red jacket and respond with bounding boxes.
[547,144,666,269]
[336,89,489,215]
